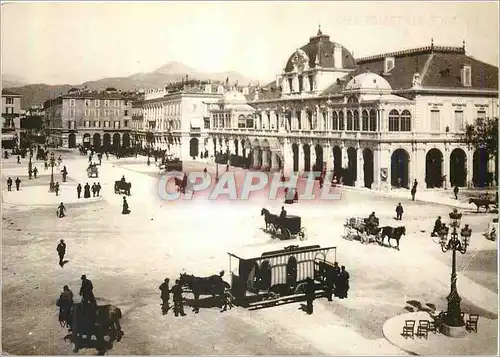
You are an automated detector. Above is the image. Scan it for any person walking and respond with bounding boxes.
[61,166,68,182]
[159,278,170,315]
[33,166,38,179]
[338,266,350,299]
[57,202,66,218]
[15,177,21,191]
[92,183,97,197]
[411,181,417,201]
[77,184,82,199]
[56,239,66,266]
[304,277,316,315]
[453,185,459,200]
[96,182,102,197]
[54,182,60,196]
[6,177,12,191]
[122,196,130,215]
[79,275,97,306]
[28,168,33,180]
[395,203,404,220]
[17,155,21,164]
[324,266,335,302]
[57,285,74,328]
[83,183,91,198]
[44,159,48,170]
[171,279,186,317]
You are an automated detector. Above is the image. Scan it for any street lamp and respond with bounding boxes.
[49,152,55,192]
[439,208,472,335]
[215,151,220,183]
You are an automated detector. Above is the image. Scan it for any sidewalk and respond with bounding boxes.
[383,311,497,355]
[2,184,103,206]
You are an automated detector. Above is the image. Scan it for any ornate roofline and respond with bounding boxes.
[356,45,465,63]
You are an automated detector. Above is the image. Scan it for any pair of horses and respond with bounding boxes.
[58,302,123,353]
[178,272,231,313]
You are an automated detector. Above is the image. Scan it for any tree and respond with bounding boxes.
[464,117,498,183]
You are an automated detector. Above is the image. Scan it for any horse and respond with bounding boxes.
[178,273,231,313]
[114,181,131,196]
[59,303,123,353]
[378,226,406,250]
[469,198,495,212]
[261,208,279,232]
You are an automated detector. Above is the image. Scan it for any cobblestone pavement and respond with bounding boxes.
[2,152,497,355]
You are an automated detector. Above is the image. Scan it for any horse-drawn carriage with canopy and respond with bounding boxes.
[261,208,307,240]
[227,245,337,309]
[343,215,380,244]
[87,164,98,178]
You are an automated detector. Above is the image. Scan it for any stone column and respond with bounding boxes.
[443,146,450,189]
[310,144,317,171]
[300,109,306,130]
[271,151,279,172]
[283,140,293,175]
[414,147,426,189]
[373,147,381,190]
[356,146,365,188]
[261,150,270,171]
[207,139,214,157]
[252,149,258,170]
[297,144,305,173]
[228,140,235,155]
[466,148,474,188]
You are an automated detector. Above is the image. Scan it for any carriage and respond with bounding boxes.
[271,215,307,240]
[227,245,337,309]
[343,217,380,244]
[87,165,98,178]
[159,155,183,172]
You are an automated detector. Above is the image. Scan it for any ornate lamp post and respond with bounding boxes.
[49,152,56,192]
[215,151,220,183]
[439,208,471,336]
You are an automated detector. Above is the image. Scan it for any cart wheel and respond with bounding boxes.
[299,227,307,240]
[282,228,291,240]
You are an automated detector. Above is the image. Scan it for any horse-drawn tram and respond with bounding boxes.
[228,245,337,310]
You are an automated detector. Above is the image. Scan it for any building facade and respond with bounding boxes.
[44,88,140,149]
[208,29,499,189]
[2,89,22,148]
[138,81,222,159]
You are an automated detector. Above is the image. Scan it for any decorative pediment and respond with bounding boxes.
[347,94,359,104]
[291,49,310,72]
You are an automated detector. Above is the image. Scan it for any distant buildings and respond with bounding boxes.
[1,89,22,149]
[43,87,142,149]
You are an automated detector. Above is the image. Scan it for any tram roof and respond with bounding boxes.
[228,245,336,262]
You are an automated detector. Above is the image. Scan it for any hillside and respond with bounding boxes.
[3,62,261,109]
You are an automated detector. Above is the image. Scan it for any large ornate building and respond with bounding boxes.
[207,28,499,189]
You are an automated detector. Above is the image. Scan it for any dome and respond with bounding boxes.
[345,72,392,91]
[221,90,247,103]
[284,29,357,72]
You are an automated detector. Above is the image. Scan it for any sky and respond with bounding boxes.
[1,1,499,85]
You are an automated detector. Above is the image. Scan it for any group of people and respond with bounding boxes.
[158,278,186,317]
[323,262,350,301]
[77,182,102,199]
[6,177,22,191]
[56,275,97,329]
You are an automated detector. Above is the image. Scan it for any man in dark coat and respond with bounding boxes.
[57,285,74,328]
[338,266,350,299]
[171,279,186,317]
[453,185,459,200]
[79,275,96,306]
[17,155,20,164]
[28,168,33,180]
[92,183,97,197]
[395,203,404,220]
[84,183,91,198]
[122,196,130,214]
[61,166,68,182]
[56,239,66,266]
[54,182,60,196]
[332,262,341,297]
[159,278,170,315]
[33,167,38,178]
[96,182,102,197]
[304,277,316,314]
[324,267,335,301]
[77,184,82,199]
[411,186,416,201]
[57,202,66,218]
[6,177,12,191]
[15,177,21,191]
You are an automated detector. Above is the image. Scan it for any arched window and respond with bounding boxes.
[362,110,369,131]
[339,111,345,130]
[369,109,377,131]
[400,110,412,131]
[246,115,254,129]
[332,111,338,130]
[389,110,400,131]
[347,111,353,131]
[353,110,360,131]
[322,112,328,130]
[238,115,246,128]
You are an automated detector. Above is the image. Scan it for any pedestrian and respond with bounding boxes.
[453,185,459,200]
[122,196,130,215]
[15,177,21,191]
[54,182,60,196]
[28,168,33,180]
[92,183,97,197]
[61,166,68,182]
[171,279,186,317]
[84,183,91,198]
[57,285,74,328]
[96,182,102,197]
[338,266,350,299]
[57,202,66,218]
[57,155,62,167]
[56,239,66,266]
[332,262,341,297]
[105,151,109,160]
[44,159,48,170]
[395,202,404,220]
[159,278,170,315]
[79,275,97,306]
[33,167,38,179]
[220,288,234,312]
[6,177,12,191]
[77,184,82,199]
[304,277,316,314]
[324,266,335,301]
[17,155,20,164]
[410,185,416,201]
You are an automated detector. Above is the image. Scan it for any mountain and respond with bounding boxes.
[2,74,28,88]
[3,62,262,109]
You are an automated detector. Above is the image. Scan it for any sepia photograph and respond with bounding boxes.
[1,1,498,355]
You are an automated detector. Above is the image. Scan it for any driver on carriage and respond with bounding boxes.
[120,175,126,183]
[366,212,378,234]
